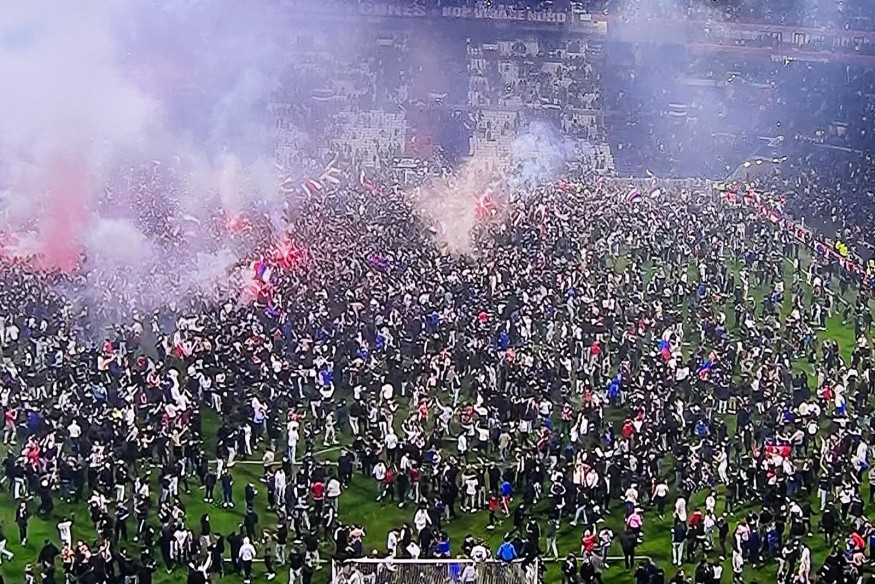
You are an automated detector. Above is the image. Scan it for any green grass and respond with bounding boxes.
[0,243,870,584]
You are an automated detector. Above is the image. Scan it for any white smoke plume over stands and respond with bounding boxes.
[416,121,574,254]
[0,0,336,324]
[507,121,578,189]
[416,160,490,255]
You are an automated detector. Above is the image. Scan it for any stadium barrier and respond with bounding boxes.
[331,557,541,584]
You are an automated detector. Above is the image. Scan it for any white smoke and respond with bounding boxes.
[0,0,350,323]
[508,121,578,190]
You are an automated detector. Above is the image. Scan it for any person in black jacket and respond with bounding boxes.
[561,553,577,584]
[14,502,29,546]
[337,450,353,486]
[579,555,595,584]
[114,502,130,542]
[117,549,136,584]
[186,564,206,584]
[620,530,638,570]
[276,521,288,565]
[37,540,59,572]
[671,520,687,567]
[717,517,729,560]
[227,528,243,574]
[693,559,713,584]
[209,535,225,578]
[634,560,656,584]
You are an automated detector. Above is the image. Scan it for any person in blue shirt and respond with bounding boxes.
[435,531,451,557]
[497,536,517,562]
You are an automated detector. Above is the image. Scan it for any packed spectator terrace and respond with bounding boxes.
[265,0,875,259]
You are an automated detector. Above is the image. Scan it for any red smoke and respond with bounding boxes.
[272,238,307,270]
[35,153,92,272]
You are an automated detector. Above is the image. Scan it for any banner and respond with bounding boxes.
[721,189,870,282]
[280,0,572,27]
[440,5,567,24]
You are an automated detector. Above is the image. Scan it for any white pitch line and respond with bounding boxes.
[216,445,345,466]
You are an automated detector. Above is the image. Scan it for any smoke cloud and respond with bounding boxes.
[415,120,574,254]
[0,0,340,323]
[507,121,578,189]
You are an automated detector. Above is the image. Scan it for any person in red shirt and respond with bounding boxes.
[621,419,635,440]
[409,464,421,504]
[379,466,396,503]
[589,341,602,367]
[311,479,325,517]
[487,495,499,530]
[581,530,596,553]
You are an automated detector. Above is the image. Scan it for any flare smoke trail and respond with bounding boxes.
[0,0,339,324]
[416,121,576,254]
[507,121,578,190]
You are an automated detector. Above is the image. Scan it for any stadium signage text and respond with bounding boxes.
[440,5,567,23]
[358,2,429,18]
[280,0,571,27]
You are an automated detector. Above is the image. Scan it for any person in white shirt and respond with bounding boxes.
[460,563,477,583]
[274,469,287,509]
[457,434,468,462]
[384,431,399,464]
[652,480,669,517]
[239,536,257,583]
[373,461,386,482]
[797,543,811,584]
[326,476,342,511]
[463,472,478,512]
[624,484,638,513]
[674,497,687,523]
[286,419,300,463]
[413,506,431,533]
[470,542,490,562]
[386,529,399,557]
[346,566,365,584]
[705,492,716,514]
[405,542,420,559]
[731,547,745,584]
[57,516,74,548]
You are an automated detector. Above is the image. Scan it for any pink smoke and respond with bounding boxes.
[35,154,91,272]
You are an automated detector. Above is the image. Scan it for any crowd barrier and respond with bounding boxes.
[717,186,874,286]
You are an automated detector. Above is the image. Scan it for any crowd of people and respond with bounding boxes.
[0,149,874,584]
[3,4,875,584]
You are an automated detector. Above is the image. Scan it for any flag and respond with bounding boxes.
[743,190,761,204]
[302,179,323,195]
[311,88,335,101]
[360,169,379,195]
[475,194,494,220]
[697,359,713,379]
[320,167,342,185]
[626,188,642,205]
[254,260,272,283]
[657,339,671,360]
[668,103,688,118]
[367,255,389,270]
